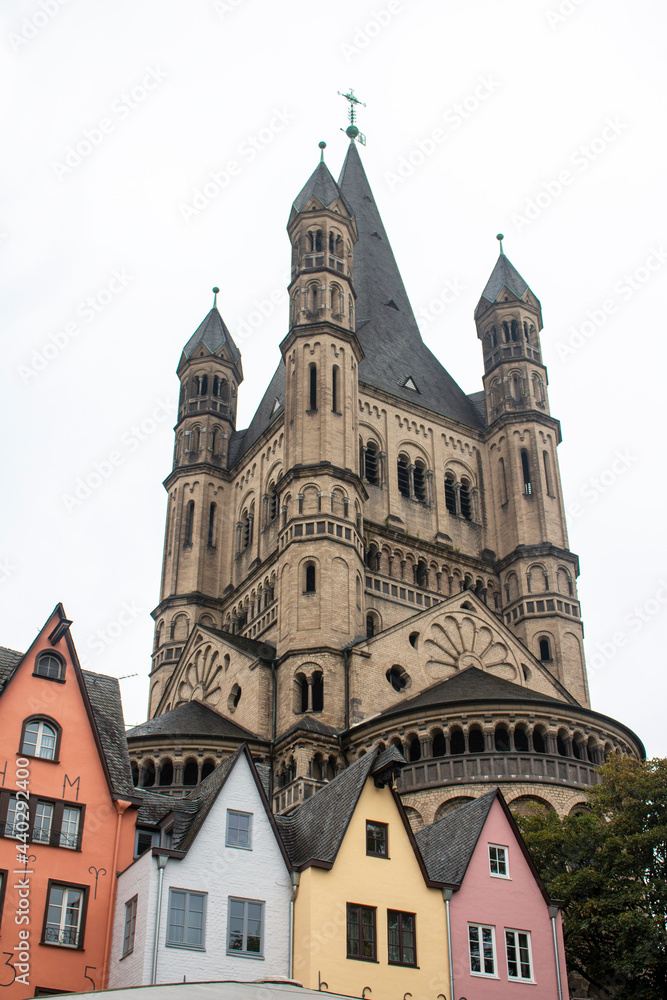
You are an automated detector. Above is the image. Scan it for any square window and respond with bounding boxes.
[506,928,533,981]
[366,821,388,857]
[166,889,206,950]
[346,903,376,961]
[468,923,496,976]
[226,810,252,849]
[43,882,87,948]
[227,897,264,957]
[489,844,509,877]
[122,896,137,957]
[387,910,416,966]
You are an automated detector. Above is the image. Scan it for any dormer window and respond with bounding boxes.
[34,653,65,682]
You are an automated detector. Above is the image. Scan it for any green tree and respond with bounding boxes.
[517,756,667,998]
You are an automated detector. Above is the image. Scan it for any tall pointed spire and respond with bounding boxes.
[337,141,483,429]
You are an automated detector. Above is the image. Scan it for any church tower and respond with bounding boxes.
[475,245,588,706]
[148,300,243,715]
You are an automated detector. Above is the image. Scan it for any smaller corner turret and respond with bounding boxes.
[174,290,243,470]
[475,239,548,424]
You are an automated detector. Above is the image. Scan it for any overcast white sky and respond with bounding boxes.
[2,0,665,754]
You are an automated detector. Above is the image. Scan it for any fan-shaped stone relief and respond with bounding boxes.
[424,614,519,682]
[170,642,223,709]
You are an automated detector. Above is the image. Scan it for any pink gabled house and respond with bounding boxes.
[416,788,569,1000]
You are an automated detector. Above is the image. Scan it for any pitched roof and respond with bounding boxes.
[82,670,136,797]
[291,159,353,216]
[176,748,241,851]
[180,306,242,366]
[337,142,485,430]
[0,647,22,686]
[278,714,339,742]
[126,699,259,742]
[276,745,405,869]
[415,789,496,884]
[375,665,565,723]
[475,253,532,317]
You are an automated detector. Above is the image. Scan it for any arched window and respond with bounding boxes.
[539,637,551,662]
[308,230,323,253]
[459,478,472,520]
[141,760,156,787]
[449,727,465,755]
[21,718,59,760]
[330,284,343,317]
[332,365,340,412]
[511,372,522,401]
[268,483,279,522]
[532,728,546,754]
[366,613,376,638]
[521,449,532,495]
[309,363,317,410]
[468,727,484,754]
[185,500,195,547]
[514,726,529,752]
[397,455,410,498]
[444,473,456,514]
[495,725,511,752]
[490,326,498,348]
[158,759,173,787]
[296,674,309,713]
[543,451,554,497]
[304,562,316,593]
[499,458,508,504]
[207,502,217,547]
[309,283,319,315]
[415,560,428,588]
[183,758,199,785]
[413,461,427,503]
[408,737,421,762]
[34,652,65,681]
[312,672,324,712]
[364,441,379,485]
[131,761,139,785]
[524,321,531,343]
[432,730,446,757]
[201,758,216,780]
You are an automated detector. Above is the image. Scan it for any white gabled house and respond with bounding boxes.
[109,744,293,988]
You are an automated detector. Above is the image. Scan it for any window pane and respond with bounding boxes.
[60,807,80,848]
[34,802,54,843]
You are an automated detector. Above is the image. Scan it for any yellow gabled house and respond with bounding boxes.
[277,746,452,999]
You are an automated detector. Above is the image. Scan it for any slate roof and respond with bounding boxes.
[82,669,136,797]
[276,744,405,869]
[0,647,22,687]
[278,714,339,741]
[136,788,198,834]
[227,361,285,468]
[177,748,240,851]
[375,665,566,723]
[291,159,353,216]
[337,142,485,430]
[126,700,259,742]
[197,626,275,661]
[180,306,242,366]
[415,788,496,885]
[475,253,531,317]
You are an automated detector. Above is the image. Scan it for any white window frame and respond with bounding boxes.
[22,720,57,760]
[468,922,497,977]
[505,928,533,981]
[44,884,85,948]
[226,809,253,850]
[166,888,207,951]
[489,843,510,878]
[227,896,264,959]
[33,801,54,844]
[59,806,81,849]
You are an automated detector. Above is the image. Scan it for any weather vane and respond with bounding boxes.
[338,88,367,145]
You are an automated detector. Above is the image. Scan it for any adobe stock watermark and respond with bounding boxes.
[416,277,467,326]
[545,0,589,29]
[234,271,290,343]
[566,448,638,520]
[587,579,667,675]
[51,66,167,180]
[61,398,175,512]
[212,0,248,17]
[8,0,72,52]
[18,269,134,384]
[557,246,667,360]
[340,0,403,62]
[0,558,17,584]
[80,601,144,664]
[179,108,296,223]
[12,757,33,987]
[512,117,627,231]
[385,75,501,190]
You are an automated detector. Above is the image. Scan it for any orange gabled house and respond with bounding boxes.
[0,604,141,998]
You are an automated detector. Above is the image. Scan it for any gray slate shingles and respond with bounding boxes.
[276,745,405,870]
[376,665,565,723]
[415,788,497,885]
[127,699,259,741]
[475,253,531,316]
[180,307,242,364]
[291,160,353,216]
